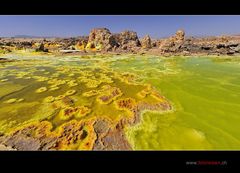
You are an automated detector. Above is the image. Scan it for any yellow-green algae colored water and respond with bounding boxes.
[1,54,240,150]
[109,55,240,150]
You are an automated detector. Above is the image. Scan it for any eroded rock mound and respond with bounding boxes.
[115,30,141,50]
[141,35,152,49]
[87,28,118,51]
[159,29,185,53]
[93,119,132,150]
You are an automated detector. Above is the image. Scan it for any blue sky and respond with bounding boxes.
[0,15,240,38]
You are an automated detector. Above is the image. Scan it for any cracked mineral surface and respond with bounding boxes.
[0,54,172,150]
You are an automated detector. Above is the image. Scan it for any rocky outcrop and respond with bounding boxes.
[159,29,185,53]
[179,36,240,55]
[93,119,132,150]
[0,144,16,150]
[1,28,240,56]
[114,31,141,51]
[86,28,118,51]
[141,35,152,49]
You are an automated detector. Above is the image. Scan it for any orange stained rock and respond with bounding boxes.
[75,106,91,119]
[77,120,96,150]
[115,98,136,111]
[59,107,79,120]
[97,87,123,104]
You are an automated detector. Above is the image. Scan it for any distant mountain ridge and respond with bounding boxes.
[14,35,58,38]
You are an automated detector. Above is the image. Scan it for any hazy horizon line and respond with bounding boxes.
[1,33,239,39]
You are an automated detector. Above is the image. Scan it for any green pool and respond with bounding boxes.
[1,54,240,150]
[109,55,240,150]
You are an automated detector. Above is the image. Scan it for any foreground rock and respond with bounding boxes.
[93,119,132,150]
[0,144,16,150]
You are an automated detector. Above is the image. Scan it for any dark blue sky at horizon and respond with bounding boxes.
[0,15,240,38]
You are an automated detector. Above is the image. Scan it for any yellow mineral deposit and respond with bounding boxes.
[34,76,49,82]
[36,87,48,93]
[77,120,96,150]
[75,41,86,51]
[59,107,79,120]
[67,80,78,87]
[115,98,136,111]
[48,79,66,85]
[49,86,60,91]
[65,89,77,96]
[17,98,24,103]
[137,85,152,98]
[43,96,55,103]
[0,79,8,82]
[150,90,166,102]
[75,106,91,118]
[82,90,99,97]
[4,98,17,104]
[85,79,100,88]
[85,42,96,52]
[97,87,123,104]
[0,54,175,151]
[95,43,103,51]
[55,95,65,100]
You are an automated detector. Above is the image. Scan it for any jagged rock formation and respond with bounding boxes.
[114,31,141,51]
[1,28,240,55]
[159,29,185,53]
[180,35,240,55]
[141,35,152,49]
[86,28,118,51]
